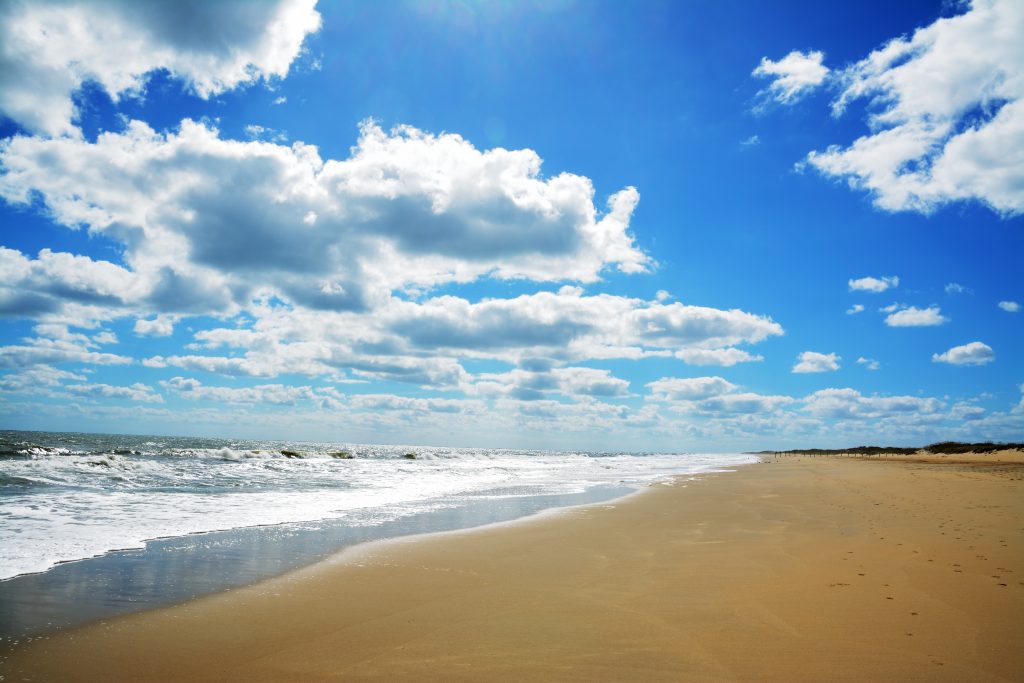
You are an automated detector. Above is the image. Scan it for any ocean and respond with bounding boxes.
[0,429,755,637]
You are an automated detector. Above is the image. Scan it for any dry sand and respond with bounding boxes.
[3,451,1022,682]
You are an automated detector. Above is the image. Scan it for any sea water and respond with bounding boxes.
[0,429,755,637]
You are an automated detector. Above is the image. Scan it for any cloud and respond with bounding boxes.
[133,289,780,390]
[0,247,143,319]
[0,364,85,392]
[0,332,133,369]
[244,124,288,143]
[471,367,630,401]
[386,289,781,363]
[884,305,949,327]
[752,50,829,105]
[804,0,1024,215]
[803,387,942,420]
[846,304,865,315]
[162,376,340,407]
[673,348,763,366]
[696,392,795,415]
[932,341,995,365]
[740,135,760,147]
[792,351,840,373]
[0,111,789,397]
[644,376,794,417]
[66,382,164,403]
[0,119,650,322]
[848,275,899,293]
[646,376,738,401]
[348,393,482,417]
[945,282,971,295]
[0,0,321,136]
[998,300,1020,312]
[856,356,880,370]
[134,315,177,337]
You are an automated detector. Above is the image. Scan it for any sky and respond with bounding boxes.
[0,0,1021,451]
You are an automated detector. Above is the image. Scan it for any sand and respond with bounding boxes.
[3,451,1022,682]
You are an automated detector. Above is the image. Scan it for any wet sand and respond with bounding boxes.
[3,451,1022,682]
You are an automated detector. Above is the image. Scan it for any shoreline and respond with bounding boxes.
[0,482,645,640]
[4,452,1022,681]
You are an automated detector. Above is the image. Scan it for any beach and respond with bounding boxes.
[3,451,1022,682]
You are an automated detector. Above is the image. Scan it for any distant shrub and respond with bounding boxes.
[756,441,1023,456]
[924,441,1023,454]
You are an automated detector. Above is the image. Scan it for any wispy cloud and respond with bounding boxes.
[856,356,880,370]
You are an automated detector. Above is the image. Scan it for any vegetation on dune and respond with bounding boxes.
[751,441,1024,456]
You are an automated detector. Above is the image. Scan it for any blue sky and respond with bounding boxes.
[0,0,1021,450]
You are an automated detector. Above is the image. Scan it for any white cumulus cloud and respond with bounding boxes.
[804,0,1024,215]
[752,50,829,105]
[804,387,942,419]
[0,119,651,321]
[0,0,321,137]
[998,300,1020,312]
[932,341,995,366]
[848,275,899,293]
[884,305,948,327]
[793,351,840,374]
[134,315,178,337]
[646,376,738,401]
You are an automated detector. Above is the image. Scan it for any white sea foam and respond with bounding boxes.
[0,432,755,580]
